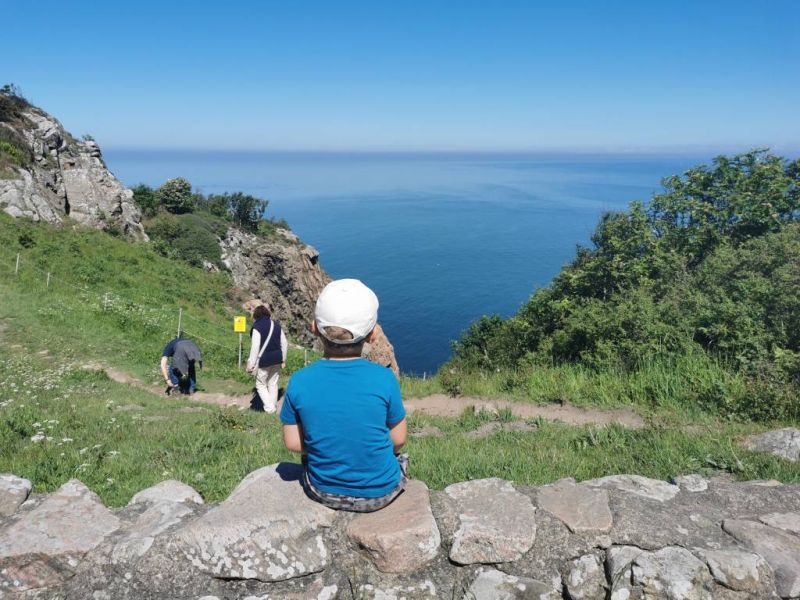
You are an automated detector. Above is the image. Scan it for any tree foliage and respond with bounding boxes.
[453,150,800,420]
[155,177,195,214]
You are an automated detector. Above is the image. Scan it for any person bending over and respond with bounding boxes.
[280,279,408,512]
[160,336,202,395]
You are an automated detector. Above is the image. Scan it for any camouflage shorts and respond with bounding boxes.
[301,454,409,513]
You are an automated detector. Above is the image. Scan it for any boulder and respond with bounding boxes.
[0,479,120,592]
[357,580,438,599]
[128,480,203,506]
[583,474,679,502]
[672,474,709,493]
[607,545,647,599]
[723,518,800,597]
[697,548,775,594]
[466,568,559,600]
[444,478,537,565]
[175,463,335,581]
[631,546,714,600]
[346,480,440,573]
[112,500,195,564]
[0,473,32,517]
[759,511,800,535]
[563,553,607,600]
[743,428,800,462]
[537,479,613,533]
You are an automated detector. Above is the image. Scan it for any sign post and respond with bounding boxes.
[234,316,247,369]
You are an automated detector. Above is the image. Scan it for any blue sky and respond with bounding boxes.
[2,1,798,152]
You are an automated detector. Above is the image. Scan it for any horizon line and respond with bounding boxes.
[100,144,799,156]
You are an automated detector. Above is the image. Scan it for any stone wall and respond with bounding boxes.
[1,466,798,599]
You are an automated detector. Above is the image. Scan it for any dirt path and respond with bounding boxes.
[405,394,645,428]
[101,367,253,409]
[95,364,644,428]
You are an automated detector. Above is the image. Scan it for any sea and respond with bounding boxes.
[104,150,705,375]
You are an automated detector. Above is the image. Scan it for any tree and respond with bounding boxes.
[228,192,268,232]
[131,184,159,217]
[156,178,194,214]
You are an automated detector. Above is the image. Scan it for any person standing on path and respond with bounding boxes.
[246,305,287,413]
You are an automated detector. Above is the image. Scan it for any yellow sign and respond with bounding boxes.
[233,316,247,333]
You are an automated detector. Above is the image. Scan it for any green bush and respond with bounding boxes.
[156,178,195,214]
[131,184,159,217]
[453,150,800,420]
[145,212,227,267]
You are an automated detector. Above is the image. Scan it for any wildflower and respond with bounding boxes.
[92,444,102,449]
[79,447,89,455]
[62,438,73,443]
[108,450,120,458]
[30,433,45,443]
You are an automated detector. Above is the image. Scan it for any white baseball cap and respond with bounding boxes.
[314,279,379,344]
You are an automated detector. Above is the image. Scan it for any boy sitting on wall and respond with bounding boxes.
[280,279,408,512]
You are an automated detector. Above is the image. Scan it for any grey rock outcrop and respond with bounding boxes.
[537,478,613,533]
[466,567,559,599]
[444,477,537,564]
[743,428,800,462]
[0,98,146,238]
[175,463,335,581]
[584,474,679,502]
[128,479,203,506]
[223,227,329,347]
[227,228,399,369]
[723,518,800,597]
[0,479,120,592]
[0,473,31,517]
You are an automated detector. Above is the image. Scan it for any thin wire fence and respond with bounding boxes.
[0,247,243,360]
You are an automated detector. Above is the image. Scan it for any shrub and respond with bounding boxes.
[145,212,226,267]
[453,150,800,420]
[131,184,159,217]
[156,178,195,214]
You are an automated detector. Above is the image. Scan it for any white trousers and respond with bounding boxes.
[255,364,281,413]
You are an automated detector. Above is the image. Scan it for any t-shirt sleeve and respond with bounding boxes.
[385,374,405,426]
[280,383,299,425]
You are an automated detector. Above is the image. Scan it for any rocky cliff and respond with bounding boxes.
[0,92,146,239]
[1,465,798,599]
[0,92,399,368]
[223,227,330,347]
[223,228,400,371]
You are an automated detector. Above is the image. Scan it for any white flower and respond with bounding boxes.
[61,438,73,443]
[30,433,45,443]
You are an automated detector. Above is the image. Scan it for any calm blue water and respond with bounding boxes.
[104,151,702,374]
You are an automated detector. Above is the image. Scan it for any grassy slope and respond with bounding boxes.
[1,215,798,505]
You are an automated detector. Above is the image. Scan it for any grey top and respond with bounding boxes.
[163,338,202,375]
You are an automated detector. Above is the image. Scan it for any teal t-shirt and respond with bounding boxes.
[280,358,405,497]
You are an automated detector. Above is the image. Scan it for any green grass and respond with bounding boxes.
[1,215,798,506]
[1,348,797,507]
[402,351,749,422]
[0,214,313,389]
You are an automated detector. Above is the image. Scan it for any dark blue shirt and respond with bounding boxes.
[280,358,405,497]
